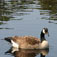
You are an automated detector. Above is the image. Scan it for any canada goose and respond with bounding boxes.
[4,28,49,49]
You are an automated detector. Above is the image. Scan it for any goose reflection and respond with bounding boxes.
[5,47,49,57]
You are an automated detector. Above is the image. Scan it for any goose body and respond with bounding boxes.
[4,28,49,49]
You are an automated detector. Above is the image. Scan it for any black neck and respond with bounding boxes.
[40,31,46,42]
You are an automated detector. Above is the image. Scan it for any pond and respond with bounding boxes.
[0,0,57,57]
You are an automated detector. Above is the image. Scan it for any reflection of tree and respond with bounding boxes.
[39,0,57,12]
[0,0,10,22]
[38,0,57,21]
[0,0,34,23]
[0,0,4,2]
[20,0,34,4]
[0,0,57,22]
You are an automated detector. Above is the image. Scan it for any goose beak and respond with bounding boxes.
[45,31,49,37]
[46,32,49,37]
[48,32,49,37]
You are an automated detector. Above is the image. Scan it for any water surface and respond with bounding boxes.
[0,0,57,57]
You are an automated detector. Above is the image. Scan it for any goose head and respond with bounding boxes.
[42,28,49,36]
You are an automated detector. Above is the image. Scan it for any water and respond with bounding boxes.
[0,0,57,57]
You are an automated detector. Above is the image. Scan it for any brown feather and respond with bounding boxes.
[6,36,41,49]
[12,36,40,45]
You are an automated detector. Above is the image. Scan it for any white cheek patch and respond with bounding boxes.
[43,29,45,34]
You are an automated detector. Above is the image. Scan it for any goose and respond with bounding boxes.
[4,28,49,49]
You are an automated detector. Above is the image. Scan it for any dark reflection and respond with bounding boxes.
[38,0,57,21]
[41,54,45,57]
[11,18,23,20]
[39,0,57,11]
[0,0,57,24]
[49,13,57,20]
[0,0,34,25]
[5,47,49,57]
[0,27,14,29]
[0,0,12,24]
[0,22,4,25]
